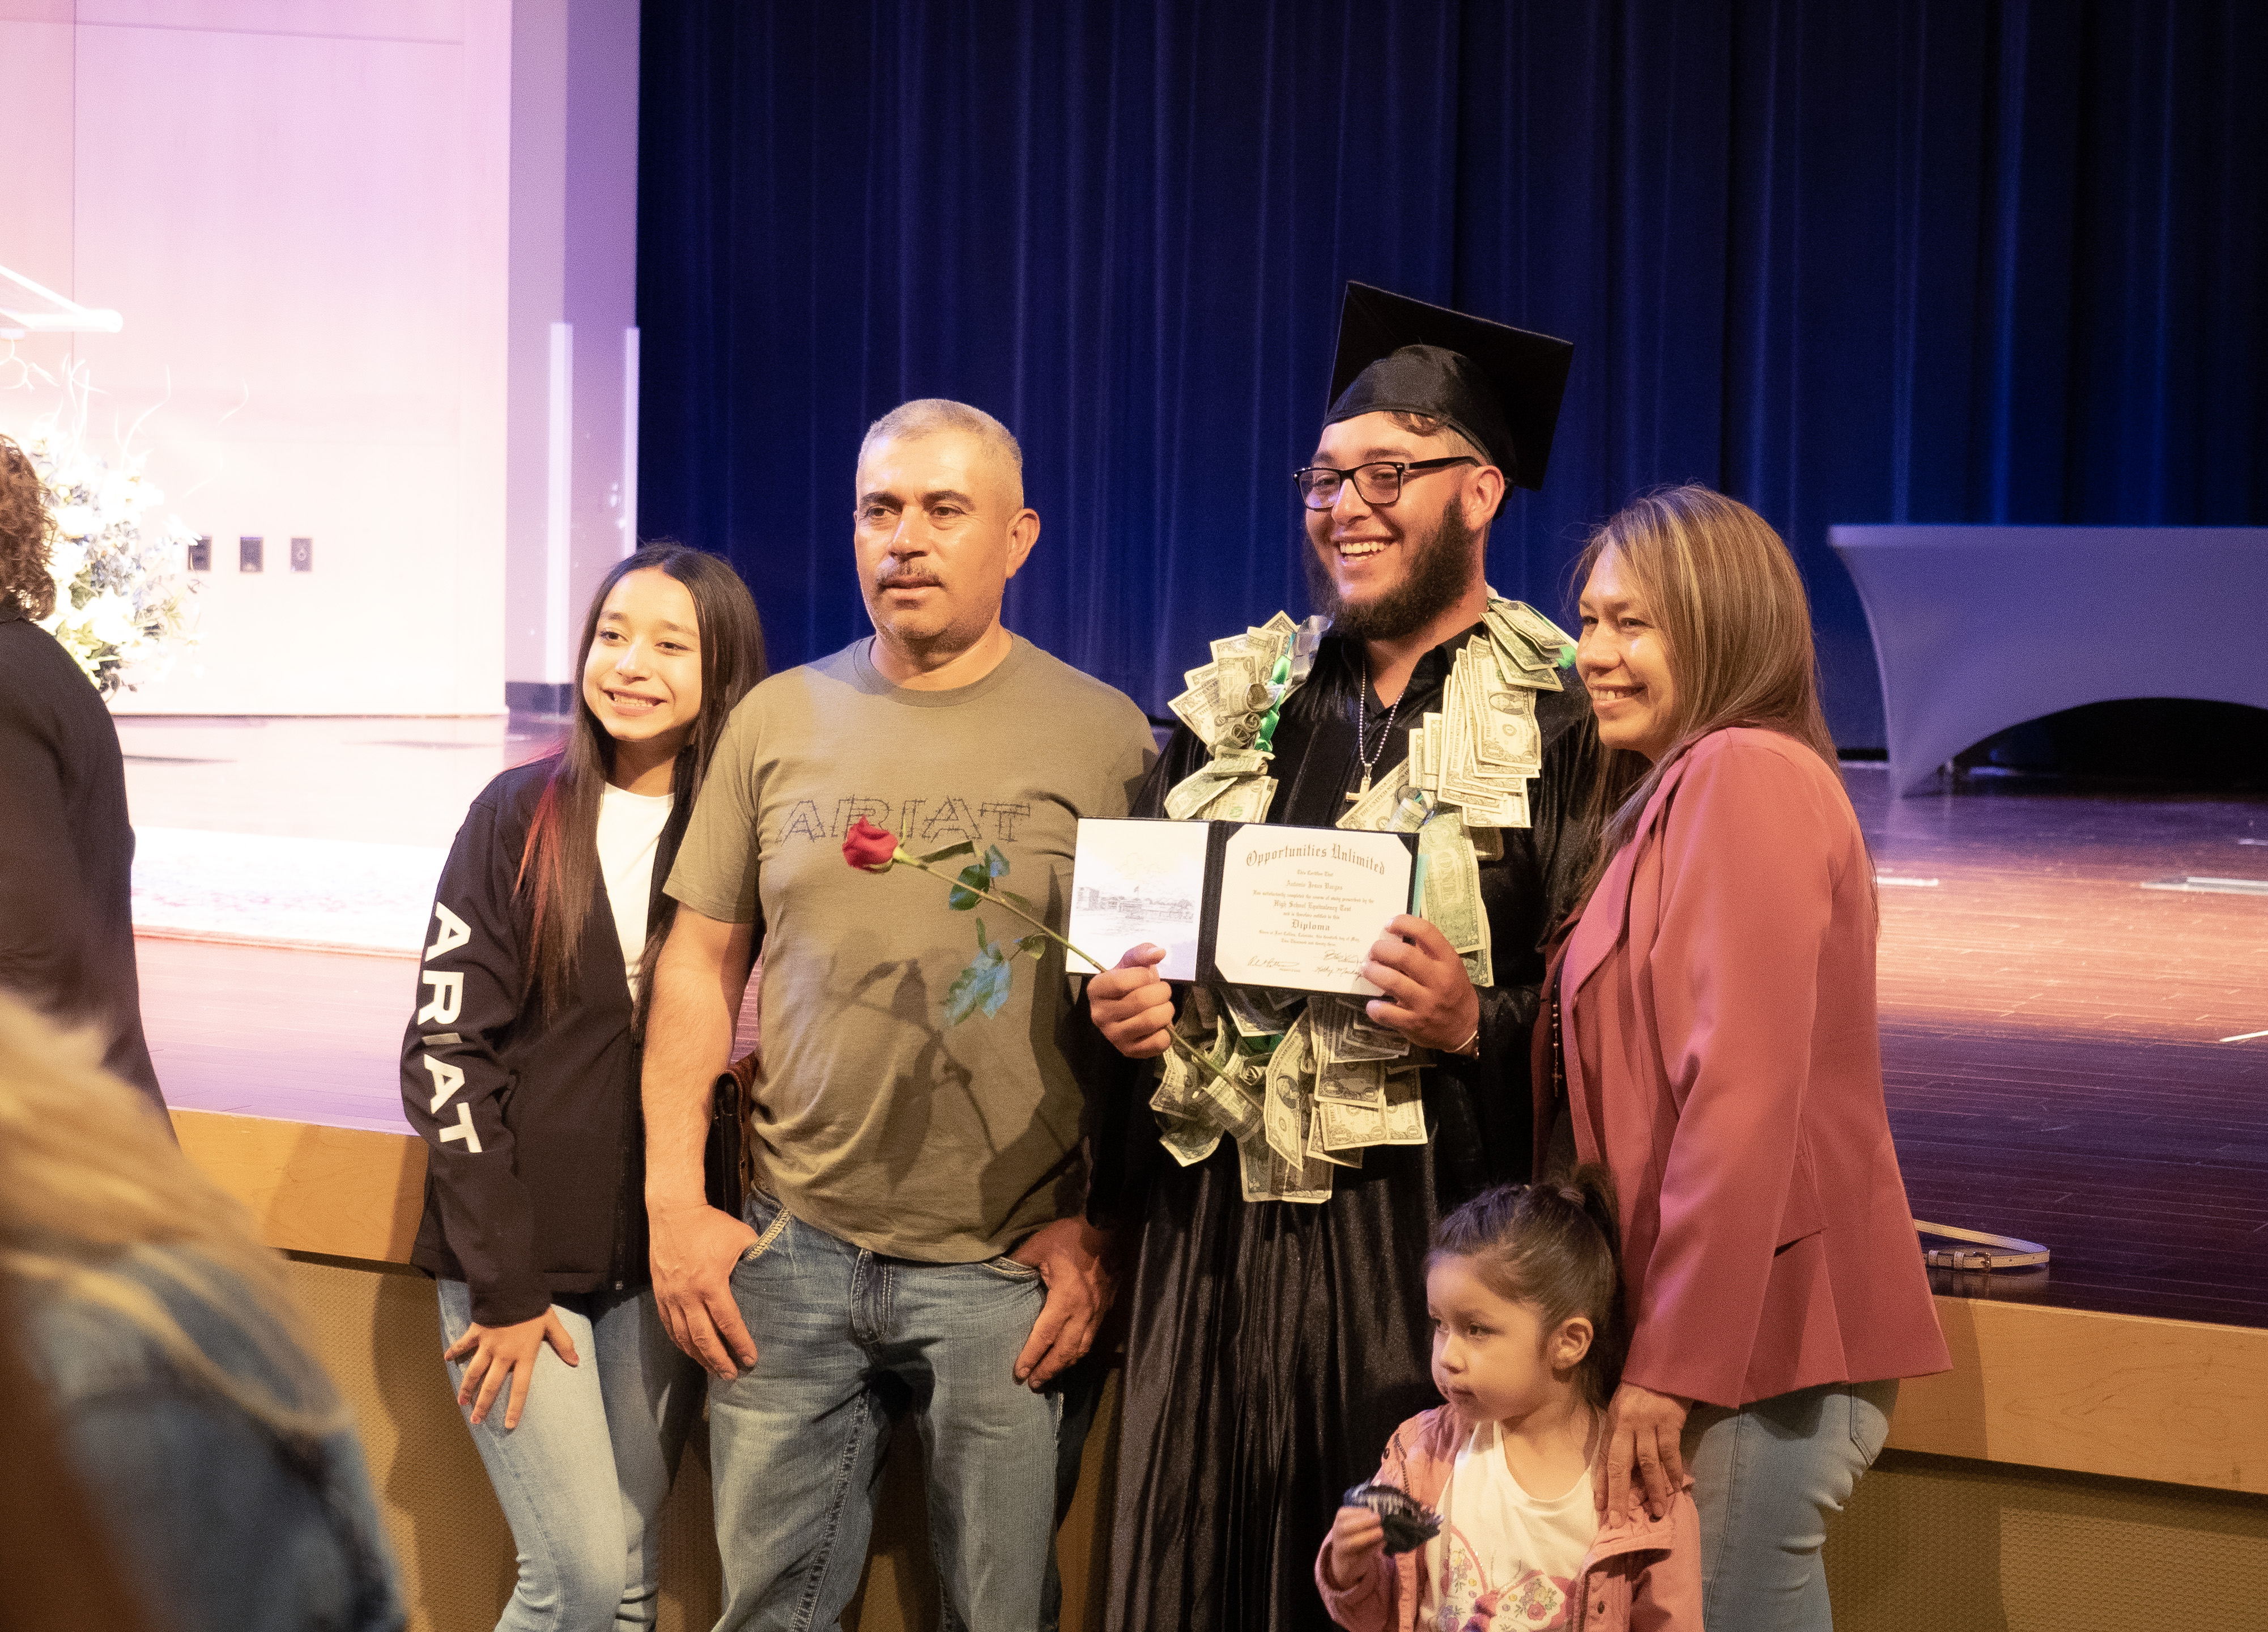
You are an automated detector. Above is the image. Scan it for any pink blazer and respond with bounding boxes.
[1550,728,1948,1408]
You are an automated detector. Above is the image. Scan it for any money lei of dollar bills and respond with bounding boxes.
[1154,596,1577,1201]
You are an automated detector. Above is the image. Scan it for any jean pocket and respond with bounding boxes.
[978,1254,1044,1282]
[1848,1379,1897,1466]
[737,1193,792,1267]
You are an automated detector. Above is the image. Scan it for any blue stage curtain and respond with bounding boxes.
[636,1,2266,747]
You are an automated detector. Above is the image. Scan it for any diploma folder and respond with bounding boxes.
[1066,818,1420,997]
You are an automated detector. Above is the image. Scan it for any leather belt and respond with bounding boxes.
[1915,1219,2049,1272]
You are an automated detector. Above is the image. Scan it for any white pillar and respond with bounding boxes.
[545,320,574,681]
[621,324,640,557]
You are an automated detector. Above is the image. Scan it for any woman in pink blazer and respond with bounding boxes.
[1543,486,1948,1630]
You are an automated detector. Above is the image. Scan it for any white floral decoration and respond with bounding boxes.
[9,362,198,695]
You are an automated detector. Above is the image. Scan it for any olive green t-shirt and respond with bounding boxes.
[666,635,1155,1263]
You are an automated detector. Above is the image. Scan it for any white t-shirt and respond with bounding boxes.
[1418,1421,1598,1632]
[596,784,674,996]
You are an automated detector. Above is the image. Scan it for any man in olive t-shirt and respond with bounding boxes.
[643,400,1153,1632]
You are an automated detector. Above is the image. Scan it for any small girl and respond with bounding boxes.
[1318,1173,1701,1632]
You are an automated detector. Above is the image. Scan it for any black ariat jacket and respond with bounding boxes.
[402,759,685,1326]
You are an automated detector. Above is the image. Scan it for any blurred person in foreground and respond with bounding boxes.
[0,431,164,1120]
[0,990,403,1631]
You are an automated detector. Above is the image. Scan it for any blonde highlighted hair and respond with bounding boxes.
[1573,484,1852,903]
[0,993,346,1441]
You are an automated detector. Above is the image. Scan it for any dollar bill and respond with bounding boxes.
[1305,1090,1365,1168]
[1282,1099,1341,1199]
[1163,771,1225,820]
[1316,1094,1390,1151]
[1220,984,1296,1038]
[1237,1120,1335,1202]
[1201,775,1276,823]
[1237,1127,1277,1202]
[1309,994,1407,1069]
[1158,1111,1222,1167]
[1168,683,1219,750]
[1478,684,1541,769]
[1419,809,1486,953]
[1316,1054,1389,1108]
[1337,760,1410,832]
[1480,619,1564,693]
[1386,788,1434,832]
[1262,1010,1311,1166]
[1197,1055,1263,1142]
[1149,1046,1199,1117]
[1381,1069,1428,1143]
[1493,599,1577,660]
[1165,764,1270,820]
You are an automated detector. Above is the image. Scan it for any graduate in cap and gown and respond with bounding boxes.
[1087,285,1604,1632]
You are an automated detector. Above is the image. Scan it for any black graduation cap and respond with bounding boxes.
[1324,283,1574,491]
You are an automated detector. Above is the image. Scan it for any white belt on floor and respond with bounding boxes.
[1914,1219,2050,1271]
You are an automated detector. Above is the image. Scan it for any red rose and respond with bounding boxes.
[842,817,901,872]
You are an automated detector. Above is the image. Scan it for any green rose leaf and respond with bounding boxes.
[977,955,1016,1017]
[1018,934,1047,962]
[995,886,1036,914]
[984,844,1012,882]
[943,954,993,1026]
[917,838,978,865]
[948,860,990,911]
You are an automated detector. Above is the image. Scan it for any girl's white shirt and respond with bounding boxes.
[1418,1418,1598,1631]
[596,784,674,997]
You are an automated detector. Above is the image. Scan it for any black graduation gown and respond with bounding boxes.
[1105,624,1597,1632]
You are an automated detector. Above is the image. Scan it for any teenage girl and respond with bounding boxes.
[401,543,765,1629]
[1318,1175,1700,1632]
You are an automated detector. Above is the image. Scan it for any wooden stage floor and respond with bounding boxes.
[135,748,2267,1332]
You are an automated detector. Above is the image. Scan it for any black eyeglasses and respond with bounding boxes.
[1292,456,1478,510]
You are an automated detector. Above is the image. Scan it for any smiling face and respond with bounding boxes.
[1427,1255,1593,1426]
[1577,547,1680,761]
[853,427,1037,670]
[1302,411,1499,642]
[581,568,704,767]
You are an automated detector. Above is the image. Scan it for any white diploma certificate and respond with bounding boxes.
[1065,818,1209,979]
[1210,827,1414,996]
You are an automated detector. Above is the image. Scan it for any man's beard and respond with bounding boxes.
[1307,504,1480,642]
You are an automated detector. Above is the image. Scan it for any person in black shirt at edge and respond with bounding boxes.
[401,543,765,1630]
[0,432,165,1125]
[1086,286,1603,1632]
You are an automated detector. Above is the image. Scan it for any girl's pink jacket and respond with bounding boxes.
[1314,1405,1702,1632]
[1549,728,1950,1408]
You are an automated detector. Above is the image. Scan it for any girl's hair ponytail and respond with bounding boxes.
[1430,1167,1627,1408]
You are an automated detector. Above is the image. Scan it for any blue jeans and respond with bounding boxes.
[437,1280,701,1630]
[1683,1379,1898,1631]
[709,1189,1065,1632]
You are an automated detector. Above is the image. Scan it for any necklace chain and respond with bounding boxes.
[1351,665,1403,798]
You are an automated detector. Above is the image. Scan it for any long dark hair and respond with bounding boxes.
[1430,1167,1626,1408]
[1570,484,1846,910]
[516,543,766,1014]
